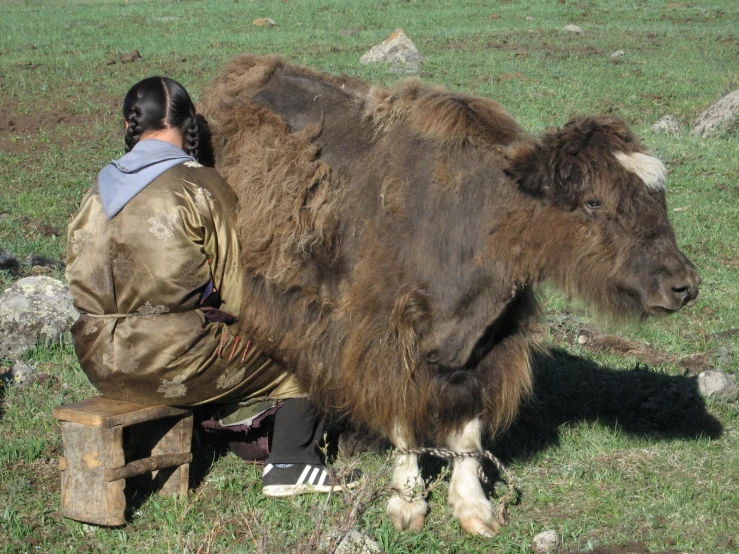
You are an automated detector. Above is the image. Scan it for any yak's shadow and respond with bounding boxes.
[493,347,722,463]
[330,348,723,483]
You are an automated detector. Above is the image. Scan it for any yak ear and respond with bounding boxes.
[504,140,552,199]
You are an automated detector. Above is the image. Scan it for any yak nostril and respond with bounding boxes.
[672,285,689,296]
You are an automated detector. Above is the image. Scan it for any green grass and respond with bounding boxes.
[1,0,738,552]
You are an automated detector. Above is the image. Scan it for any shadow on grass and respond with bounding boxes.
[493,347,723,463]
[123,415,230,522]
[330,347,723,481]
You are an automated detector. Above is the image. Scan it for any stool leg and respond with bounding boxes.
[59,422,126,526]
[150,415,193,497]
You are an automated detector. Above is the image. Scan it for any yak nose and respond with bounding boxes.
[655,264,701,311]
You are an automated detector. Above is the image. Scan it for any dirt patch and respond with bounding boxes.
[0,96,117,158]
[486,34,606,60]
[545,312,717,374]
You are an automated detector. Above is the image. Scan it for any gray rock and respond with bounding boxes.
[691,89,739,137]
[360,28,423,74]
[652,115,680,135]
[697,370,738,401]
[561,24,583,34]
[610,50,626,58]
[0,276,79,360]
[323,529,383,554]
[0,361,34,387]
[530,530,559,554]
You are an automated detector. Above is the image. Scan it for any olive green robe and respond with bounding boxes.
[66,161,302,406]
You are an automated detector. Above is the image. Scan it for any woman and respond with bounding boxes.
[66,76,356,496]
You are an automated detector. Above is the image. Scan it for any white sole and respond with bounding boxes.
[262,483,345,497]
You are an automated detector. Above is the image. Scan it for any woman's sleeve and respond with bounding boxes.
[199,173,245,317]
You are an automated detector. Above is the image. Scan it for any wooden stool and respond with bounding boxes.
[52,396,193,526]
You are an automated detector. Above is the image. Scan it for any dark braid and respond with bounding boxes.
[124,110,142,153]
[185,107,199,160]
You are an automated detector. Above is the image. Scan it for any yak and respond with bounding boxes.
[199,54,700,537]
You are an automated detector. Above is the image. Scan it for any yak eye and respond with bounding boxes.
[585,199,602,210]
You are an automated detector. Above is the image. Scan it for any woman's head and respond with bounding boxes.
[122,76,201,159]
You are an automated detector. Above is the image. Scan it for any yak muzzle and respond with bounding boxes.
[645,261,701,314]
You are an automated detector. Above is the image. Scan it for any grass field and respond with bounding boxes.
[1,0,738,552]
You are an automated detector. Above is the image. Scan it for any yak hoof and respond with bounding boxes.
[387,496,428,532]
[459,516,501,537]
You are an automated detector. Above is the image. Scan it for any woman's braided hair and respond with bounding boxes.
[122,76,210,163]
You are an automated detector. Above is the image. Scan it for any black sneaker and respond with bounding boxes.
[261,463,363,497]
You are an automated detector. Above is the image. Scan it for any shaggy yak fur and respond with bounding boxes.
[200,54,700,535]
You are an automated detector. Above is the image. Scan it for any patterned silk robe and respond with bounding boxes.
[66,161,302,406]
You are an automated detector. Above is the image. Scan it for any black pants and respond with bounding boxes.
[266,398,325,465]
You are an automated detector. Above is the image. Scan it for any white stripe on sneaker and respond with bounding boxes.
[317,469,328,487]
[263,464,274,476]
[308,467,320,485]
[297,464,312,485]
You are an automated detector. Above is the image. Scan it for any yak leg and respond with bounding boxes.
[386,424,428,531]
[447,419,502,537]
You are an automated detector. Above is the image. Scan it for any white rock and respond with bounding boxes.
[691,89,739,137]
[530,530,559,554]
[561,24,583,34]
[252,18,275,27]
[360,28,423,74]
[697,370,738,401]
[323,529,383,554]
[610,50,626,58]
[0,276,79,360]
[652,115,680,135]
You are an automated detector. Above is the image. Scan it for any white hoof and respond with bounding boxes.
[387,495,428,531]
[453,497,503,536]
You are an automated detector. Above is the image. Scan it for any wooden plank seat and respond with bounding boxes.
[52,396,193,526]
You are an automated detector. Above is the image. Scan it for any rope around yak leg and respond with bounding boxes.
[394,447,516,526]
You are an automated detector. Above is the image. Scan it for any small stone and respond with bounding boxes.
[652,115,680,135]
[610,50,626,58]
[673,206,689,212]
[561,24,583,34]
[360,28,423,74]
[577,330,592,345]
[526,16,534,21]
[530,530,559,554]
[691,89,739,137]
[697,370,738,401]
[105,58,116,65]
[31,265,51,275]
[1,361,35,387]
[120,50,142,63]
[253,17,276,26]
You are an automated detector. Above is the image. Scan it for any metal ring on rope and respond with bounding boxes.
[394,447,515,525]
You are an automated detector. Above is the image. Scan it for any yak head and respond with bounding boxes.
[505,115,700,317]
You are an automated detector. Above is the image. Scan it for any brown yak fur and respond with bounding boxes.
[200,54,693,443]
